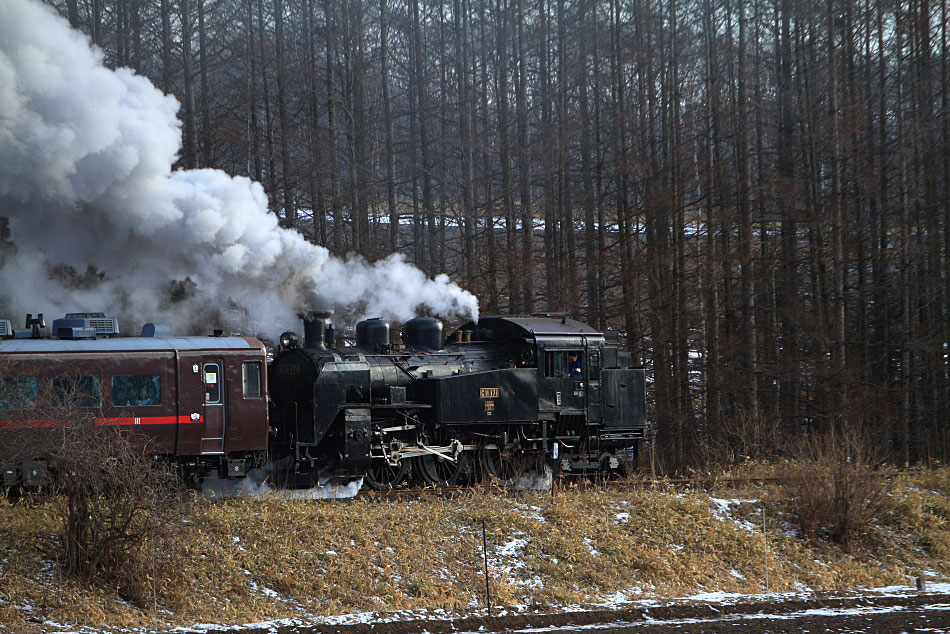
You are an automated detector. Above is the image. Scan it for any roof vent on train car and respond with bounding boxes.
[0,319,12,339]
[403,317,444,351]
[51,316,96,340]
[65,312,119,336]
[141,323,174,338]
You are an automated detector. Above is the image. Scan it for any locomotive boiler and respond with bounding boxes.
[268,312,647,489]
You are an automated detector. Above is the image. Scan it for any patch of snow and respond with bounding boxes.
[248,581,279,599]
[518,504,547,523]
[601,591,628,605]
[614,512,630,523]
[730,569,745,580]
[497,536,529,558]
[518,575,545,588]
[584,537,600,557]
[688,590,750,602]
[709,498,761,533]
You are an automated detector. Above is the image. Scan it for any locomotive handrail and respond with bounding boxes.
[343,403,432,409]
[390,358,420,381]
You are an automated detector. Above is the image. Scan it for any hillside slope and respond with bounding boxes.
[1,467,948,632]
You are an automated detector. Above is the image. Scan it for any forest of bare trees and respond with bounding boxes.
[46,0,949,469]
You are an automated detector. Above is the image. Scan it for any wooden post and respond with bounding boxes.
[763,507,769,592]
[481,519,492,617]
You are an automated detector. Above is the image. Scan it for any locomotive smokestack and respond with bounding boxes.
[301,310,333,350]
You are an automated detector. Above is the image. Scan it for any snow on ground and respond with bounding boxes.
[708,498,761,532]
[10,582,950,633]
[491,533,532,586]
[584,537,600,557]
[172,582,950,633]
[450,601,950,633]
[518,504,548,524]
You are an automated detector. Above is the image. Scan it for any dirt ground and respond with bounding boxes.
[222,594,950,634]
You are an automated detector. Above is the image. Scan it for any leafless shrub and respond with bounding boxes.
[781,429,889,549]
[0,363,186,605]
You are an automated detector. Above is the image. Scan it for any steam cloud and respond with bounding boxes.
[0,0,478,336]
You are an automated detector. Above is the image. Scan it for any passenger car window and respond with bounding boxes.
[204,364,221,403]
[242,362,262,398]
[112,375,162,406]
[50,375,100,408]
[0,377,38,410]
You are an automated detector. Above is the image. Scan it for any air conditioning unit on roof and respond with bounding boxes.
[64,313,119,336]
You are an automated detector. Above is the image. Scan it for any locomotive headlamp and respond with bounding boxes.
[279,331,300,349]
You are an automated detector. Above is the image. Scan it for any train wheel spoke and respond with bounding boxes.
[365,458,409,491]
[418,428,467,488]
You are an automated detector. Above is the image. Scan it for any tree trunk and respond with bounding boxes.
[181,0,198,169]
[380,0,398,251]
[516,0,534,313]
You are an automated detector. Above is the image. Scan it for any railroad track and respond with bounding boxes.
[353,470,918,498]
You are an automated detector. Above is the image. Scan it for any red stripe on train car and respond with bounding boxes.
[1,415,203,428]
[95,415,204,426]
[0,419,60,428]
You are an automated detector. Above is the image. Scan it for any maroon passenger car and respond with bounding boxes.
[0,318,269,486]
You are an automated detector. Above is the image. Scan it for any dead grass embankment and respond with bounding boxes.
[1,466,948,632]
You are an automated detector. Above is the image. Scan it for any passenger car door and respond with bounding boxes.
[200,359,226,454]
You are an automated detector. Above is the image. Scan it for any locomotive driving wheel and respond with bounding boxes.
[365,457,410,491]
[417,427,468,488]
[479,442,524,487]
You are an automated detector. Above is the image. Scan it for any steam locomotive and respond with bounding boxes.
[269,312,647,489]
[0,311,647,490]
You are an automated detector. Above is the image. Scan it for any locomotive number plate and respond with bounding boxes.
[479,387,499,399]
[280,364,301,375]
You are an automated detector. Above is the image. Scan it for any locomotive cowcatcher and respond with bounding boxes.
[268,312,647,489]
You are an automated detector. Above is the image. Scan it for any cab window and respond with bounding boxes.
[544,351,584,377]
[545,351,566,377]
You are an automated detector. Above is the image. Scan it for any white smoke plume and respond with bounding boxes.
[0,0,478,336]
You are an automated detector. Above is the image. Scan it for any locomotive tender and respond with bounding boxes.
[0,311,647,490]
[269,312,647,489]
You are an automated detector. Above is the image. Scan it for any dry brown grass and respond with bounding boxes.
[1,465,948,632]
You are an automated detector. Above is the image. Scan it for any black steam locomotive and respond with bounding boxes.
[268,312,647,489]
